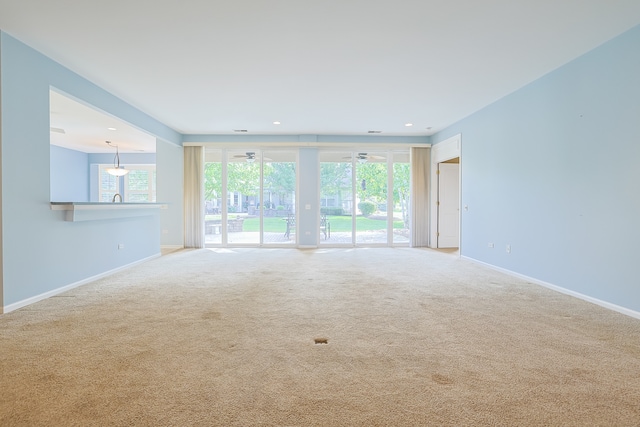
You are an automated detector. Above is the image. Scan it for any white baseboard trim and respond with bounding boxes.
[462,255,640,321]
[2,253,161,314]
[161,244,184,249]
[298,245,318,249]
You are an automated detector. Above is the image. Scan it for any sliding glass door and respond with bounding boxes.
[262,150,296,246]
[392,152,410,245]
[355,152,388,245]
[319,149,410,246]
[203,147,406,247]
[226,150,261,244]
[204,148,297,247]
[204,149,223,245]
[320,152,354,245]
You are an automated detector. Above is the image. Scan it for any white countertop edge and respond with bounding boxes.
[51,202,168,211]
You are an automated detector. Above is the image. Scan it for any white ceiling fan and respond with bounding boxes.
[343,153,386,163]
[232,152,272,163]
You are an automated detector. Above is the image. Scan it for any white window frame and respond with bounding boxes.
[98,164,121,202]
[123,165,156,202]
[97,164,156,202]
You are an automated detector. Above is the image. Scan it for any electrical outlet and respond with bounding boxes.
[162,229,169,235]
[488,243,494,248]
[118,243,125,250]
[506,244,511,253]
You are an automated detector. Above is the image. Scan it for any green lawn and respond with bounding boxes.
[239,215,405,232]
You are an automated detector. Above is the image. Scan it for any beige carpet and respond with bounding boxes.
[1,248,640,426]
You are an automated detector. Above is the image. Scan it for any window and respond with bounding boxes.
[98,165,120,202]
[98,164,156,202]
[124,166,156,202]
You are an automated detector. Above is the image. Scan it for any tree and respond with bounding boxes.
[264,162,295,205]
[227,162,261,195]
[393,162,410,226]
[320,162,352,211]
[356,162,387,205]
[320,162,351,196]
[205,162,222,202]
[205,161,261,212]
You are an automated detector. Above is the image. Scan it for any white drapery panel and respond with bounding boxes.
[411,147,430,247]
[184,146,205,248]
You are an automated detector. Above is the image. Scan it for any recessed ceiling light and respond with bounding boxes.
[273,121,281,125]
[405,123,413,127]
[107,127,117,131]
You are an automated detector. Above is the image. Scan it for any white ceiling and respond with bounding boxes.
[49,90,157,153]
[1,0,640,143]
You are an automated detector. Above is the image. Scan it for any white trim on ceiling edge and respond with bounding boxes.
[183,141,431,148]
[463,255,640,321]
[2,253,161,314]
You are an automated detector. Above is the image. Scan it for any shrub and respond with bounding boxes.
[357,201,376,217]
[276,205,285,210]
[321,207,343,216]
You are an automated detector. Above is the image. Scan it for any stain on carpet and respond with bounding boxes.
[432,373,454,385]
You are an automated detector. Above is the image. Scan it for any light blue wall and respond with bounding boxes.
[156,138,184,247]
[0,31,180,309]
[50,145,89,201]
[432,25,640,312]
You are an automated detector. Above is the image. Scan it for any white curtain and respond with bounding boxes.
[184,146,205,248]
[411,147,430,247]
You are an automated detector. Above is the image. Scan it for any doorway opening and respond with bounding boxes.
[437,158,460,248]
[430,134,461,250]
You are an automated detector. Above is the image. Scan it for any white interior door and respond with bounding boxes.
[437,162,460,248]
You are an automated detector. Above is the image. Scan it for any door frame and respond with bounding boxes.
[429,134,461,249]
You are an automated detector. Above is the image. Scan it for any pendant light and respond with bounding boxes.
[105,141,129,176]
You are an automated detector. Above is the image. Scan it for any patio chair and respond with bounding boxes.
[284,213,295,239]
[320,214,330,239]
